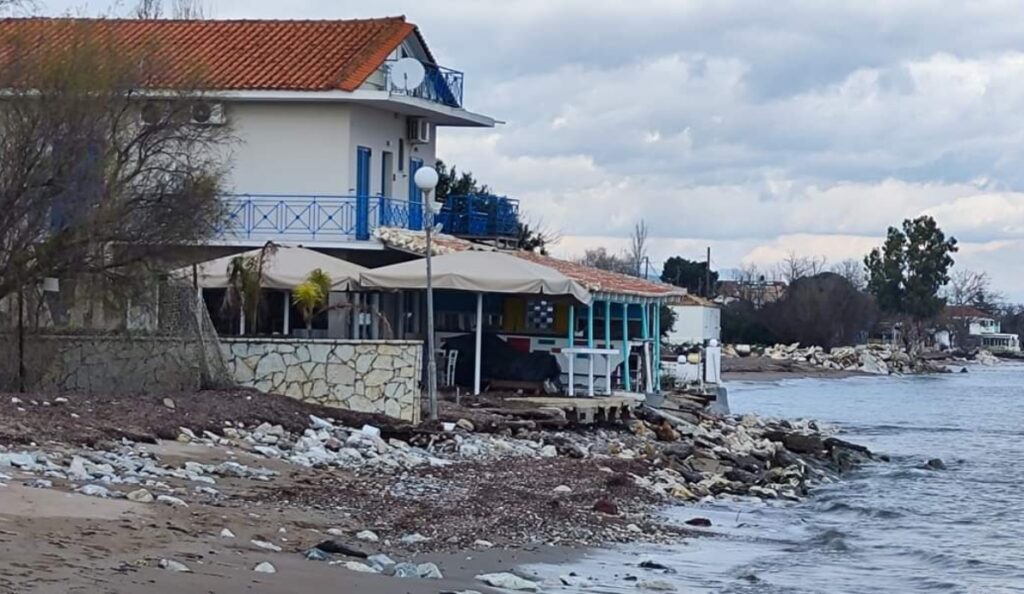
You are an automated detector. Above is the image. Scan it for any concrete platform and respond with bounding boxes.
[504,394,643,424]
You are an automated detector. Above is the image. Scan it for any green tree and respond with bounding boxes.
[865,216,958,320]
[661,257,718,297]
[434,159,488,203]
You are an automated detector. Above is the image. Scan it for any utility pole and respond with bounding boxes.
[705,246,712,298]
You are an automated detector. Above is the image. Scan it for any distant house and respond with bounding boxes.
[944,305,1020,353]
[665,294,721,345]
[715,279,787,307]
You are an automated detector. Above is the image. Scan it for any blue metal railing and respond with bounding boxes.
[220,194,425,243]
[437,193,520,238]
[384,60,464,108]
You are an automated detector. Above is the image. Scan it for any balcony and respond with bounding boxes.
[384,60,464,109]
[220,194,426,245]
[437,194,520,238]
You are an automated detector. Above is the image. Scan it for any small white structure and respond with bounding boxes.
[665,294,721,346]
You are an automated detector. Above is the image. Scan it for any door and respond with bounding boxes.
[380,151,394,226]
[355,146,371,239]
[408,158,423,230]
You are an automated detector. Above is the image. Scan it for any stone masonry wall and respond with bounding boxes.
[0,334,202,393]
[221,339,422,423]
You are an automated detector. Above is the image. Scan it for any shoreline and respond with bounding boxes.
[0,389,875,593]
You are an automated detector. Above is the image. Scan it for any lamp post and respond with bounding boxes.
[414,166,440,421]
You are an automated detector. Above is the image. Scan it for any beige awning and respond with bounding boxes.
[175,246,367,291]
[359,250,592,304]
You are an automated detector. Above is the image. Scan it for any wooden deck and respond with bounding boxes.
[503,394,643,424]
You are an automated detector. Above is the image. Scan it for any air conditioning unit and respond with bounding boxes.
[407,117,431,144]
[190,102,226,125]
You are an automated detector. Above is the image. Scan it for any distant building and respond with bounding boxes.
[944,305,1020,353]
[715,279,787,307]
[665,294,721,345]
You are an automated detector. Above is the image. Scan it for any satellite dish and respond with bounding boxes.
[390,57,425,92]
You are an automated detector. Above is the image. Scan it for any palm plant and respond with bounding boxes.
[292,268,332,331]
[222,241,277,334]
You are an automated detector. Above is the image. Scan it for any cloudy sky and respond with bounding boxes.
[42,0,1024,298]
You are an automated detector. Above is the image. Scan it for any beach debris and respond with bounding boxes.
[367,554,396,571]
[639,560,676,573]
[389,562,420,578]
[156,494,187,507]
[560,574,588,586]
[553,485,572,494]
[400,532,430,545]
[338,560,378,573]
[684,517,712,527]
[253,561,277,574]
[126,488,154,503]
[158,559,191,572]
[473,539,494,549]
[593,499,618,515]
[638,579,677,591]
[417,562,444,579]
[476,572,540,591]
[304,548,329,561]
[219,528,236,538]
[355,529,379,542]
[162,398,176,410]
[24,478,52,489]
[314,540,367,558]
[76,484,113,498]
[251,539,283,552]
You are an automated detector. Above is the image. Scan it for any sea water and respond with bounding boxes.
[524,364,1024,593]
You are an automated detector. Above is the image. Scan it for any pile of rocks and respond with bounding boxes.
[726,342,938,375]
[625,412,874,502]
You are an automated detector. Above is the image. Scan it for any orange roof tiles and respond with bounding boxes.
[515,251,682,299]
[0,17,421,91]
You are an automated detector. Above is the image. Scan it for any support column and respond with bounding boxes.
[352,294,361,340]
[474,292,483,395]
[641,302,650,393]
[371,293,381,339]
[604,300,612,348]
[621,302,631,392]
[567,304,575,347]
[587,302,595,348]
[654,303,661,393]
[283,292,290,336]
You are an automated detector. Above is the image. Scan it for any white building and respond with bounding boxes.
[665,294,721,346]
[945,305,1020,353]
[14,17,496,257]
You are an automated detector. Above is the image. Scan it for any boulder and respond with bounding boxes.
[782,433,825,455]
[475,572,540,591]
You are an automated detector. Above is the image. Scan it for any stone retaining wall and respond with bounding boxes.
[0,334,202,393]
[221,338,422,423]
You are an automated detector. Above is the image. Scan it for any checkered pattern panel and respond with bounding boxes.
[526,300,555,331]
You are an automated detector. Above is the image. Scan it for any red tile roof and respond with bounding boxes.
[515,252,682,299]
[0,17,422,91]
[945,305,994,319]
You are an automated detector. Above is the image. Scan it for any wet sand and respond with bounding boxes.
[0,477,580,593]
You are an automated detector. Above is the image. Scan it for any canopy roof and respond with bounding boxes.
[179,246,367,291]
[359,250,592,304]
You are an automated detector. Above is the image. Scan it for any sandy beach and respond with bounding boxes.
[0,388,872,593]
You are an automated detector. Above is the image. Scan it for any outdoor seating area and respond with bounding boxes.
[180,230,683,412]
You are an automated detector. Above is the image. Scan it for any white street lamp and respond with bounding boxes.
[414,166,440,421]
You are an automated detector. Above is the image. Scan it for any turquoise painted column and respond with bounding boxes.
[654,303,662,393]
[621,302,631,392]
[604,300,612,348]
[640,302,650,393]
[568,304,575,348]
[587,302,595,348]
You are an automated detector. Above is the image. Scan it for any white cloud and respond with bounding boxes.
[36,0,1024,297]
